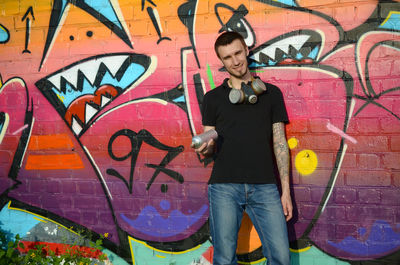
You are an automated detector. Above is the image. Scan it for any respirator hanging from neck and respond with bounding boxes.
[228,77,267,104]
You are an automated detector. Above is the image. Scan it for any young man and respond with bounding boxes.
[193,31,292,265]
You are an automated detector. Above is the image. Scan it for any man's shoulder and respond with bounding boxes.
[204,80,228,97]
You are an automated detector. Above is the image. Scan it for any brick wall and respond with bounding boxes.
[0,0,399,264]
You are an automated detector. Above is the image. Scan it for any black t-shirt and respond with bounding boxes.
[202,78,288,184]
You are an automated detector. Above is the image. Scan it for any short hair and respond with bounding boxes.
[214,31,247,58]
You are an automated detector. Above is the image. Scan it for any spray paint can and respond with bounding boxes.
[191,129,218,149]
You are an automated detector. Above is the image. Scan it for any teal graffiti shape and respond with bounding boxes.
[380,11,400,30]
[0,24,10,43]
[291,246,351,265]
[0,202,41,239]
[272,0,297,7]
[130,237,212,265]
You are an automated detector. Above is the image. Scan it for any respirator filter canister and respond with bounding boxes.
[228,78,266,104]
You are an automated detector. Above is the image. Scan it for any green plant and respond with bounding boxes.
[0,234,25,265]
[0,229,108,265]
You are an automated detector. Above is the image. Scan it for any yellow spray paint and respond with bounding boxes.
[295,149,318,176]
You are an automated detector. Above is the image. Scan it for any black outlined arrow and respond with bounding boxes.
[22,6,35,54]
[141,0,171,44]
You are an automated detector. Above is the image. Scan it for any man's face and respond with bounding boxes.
[217,39,249,79]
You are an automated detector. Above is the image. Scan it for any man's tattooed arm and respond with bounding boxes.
[272,122,289,180]
[272,122,293,221]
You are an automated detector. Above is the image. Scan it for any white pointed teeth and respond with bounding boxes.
[71,116,83,136]
[100,95,111,107]
[250,34,311,62]
[72,98,111,136]
[85,103,99,124]
[48,55,129,92]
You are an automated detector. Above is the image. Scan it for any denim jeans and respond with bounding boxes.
[208,183,290,265]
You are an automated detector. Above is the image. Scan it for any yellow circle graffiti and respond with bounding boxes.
[295,149,318,176]
[287,137,298,149]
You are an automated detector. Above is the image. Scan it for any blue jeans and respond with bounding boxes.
[208,183,290,265]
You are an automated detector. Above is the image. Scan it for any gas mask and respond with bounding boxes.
[228,78,266,104]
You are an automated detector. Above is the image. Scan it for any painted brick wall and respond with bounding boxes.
[0,0,399,264]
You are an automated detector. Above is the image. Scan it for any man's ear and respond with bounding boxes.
[246,46,249,56]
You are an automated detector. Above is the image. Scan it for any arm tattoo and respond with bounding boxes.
[272,122,290,183]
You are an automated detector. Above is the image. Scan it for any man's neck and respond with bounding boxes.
[229,73,252,89]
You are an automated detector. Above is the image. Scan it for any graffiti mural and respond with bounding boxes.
[0,0,399,264]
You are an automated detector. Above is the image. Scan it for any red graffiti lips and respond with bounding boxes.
[65,84,119,131]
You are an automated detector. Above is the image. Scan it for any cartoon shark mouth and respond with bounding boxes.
[249,30,322,67]
[35,53,153,137]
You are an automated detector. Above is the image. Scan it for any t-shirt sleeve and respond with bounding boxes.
[271,86,289,124]
[201,92,217,126]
